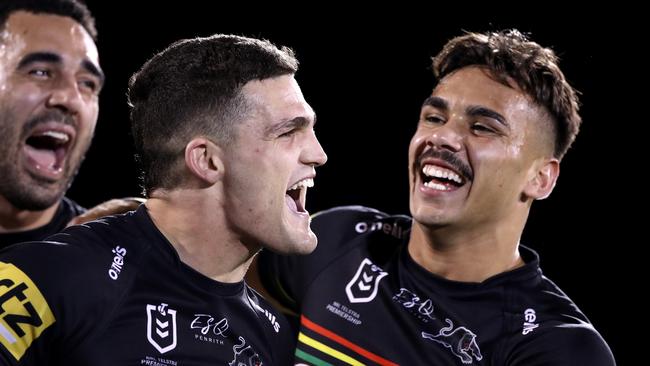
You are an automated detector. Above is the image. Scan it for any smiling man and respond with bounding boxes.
[0,34,326,364]
[253,30,616,365]
[0,0,103,247]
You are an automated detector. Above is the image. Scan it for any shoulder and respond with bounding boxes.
[0,239,103,360]
[311,205,411,249]
[0,210,149,361]
[505,270,615,365]
[0,211,145,310]
[508,321,615,365]
[312,205,406,225]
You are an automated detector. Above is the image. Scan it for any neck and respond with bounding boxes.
[407,219,526,282]
[0,196,60,233]
[146,189,257,283]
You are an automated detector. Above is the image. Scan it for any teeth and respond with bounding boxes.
[38,131,70,143]
[288,178,314,191]
[424,181,449,190]
[422,165,462,184]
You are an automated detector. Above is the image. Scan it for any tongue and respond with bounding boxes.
[24,145,59,172]
[285,194,298,212]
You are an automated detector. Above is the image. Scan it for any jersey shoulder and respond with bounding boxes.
[311,205,411,255]
[504,274,615,365]
[0,213,146,362]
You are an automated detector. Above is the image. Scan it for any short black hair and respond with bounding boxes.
[0,0,97,40]
[128,34,299,195]
[433,29,581,159]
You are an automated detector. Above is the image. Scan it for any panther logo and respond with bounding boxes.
[229,336,262,366]
[422,318,482,364]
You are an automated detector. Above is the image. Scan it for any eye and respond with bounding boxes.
[423,114,445,124]
[279,129,298,138]
[79,78,100,94]
[471,123,496,134]
[29,68,51,79]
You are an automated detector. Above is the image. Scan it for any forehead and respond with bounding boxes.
[431,66,539,123]
[242,74,314,127]
[0,11,99,68]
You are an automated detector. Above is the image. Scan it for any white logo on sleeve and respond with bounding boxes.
[522,308,539,335]
[345,258,387,303]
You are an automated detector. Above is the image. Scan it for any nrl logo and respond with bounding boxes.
[146,303,177,354]
[345,258,388,303]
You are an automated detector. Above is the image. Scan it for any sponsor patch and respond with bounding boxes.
[0,262,55,360]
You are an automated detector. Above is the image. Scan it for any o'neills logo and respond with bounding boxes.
[108,245,127,280]
[146,303,177,354]
[354,219,407,239]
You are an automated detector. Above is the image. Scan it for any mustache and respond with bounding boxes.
[416,149,473,181]
[22,110,75,135]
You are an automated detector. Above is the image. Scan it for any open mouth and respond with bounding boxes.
[420,164,466,191]
[23,128,73,178]
[286,178,314,213]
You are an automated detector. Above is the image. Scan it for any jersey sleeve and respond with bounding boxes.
[507,322,616,366]
[0,226,130,364]
[257,206,392,312]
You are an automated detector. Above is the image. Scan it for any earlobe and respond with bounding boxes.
[184,138,223,185]
[524,158,560,200]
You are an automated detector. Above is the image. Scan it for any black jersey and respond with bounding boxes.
[0,206,294,365]
[0,197,85,249]
[258,206,615,365]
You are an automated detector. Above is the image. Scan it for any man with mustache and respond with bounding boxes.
[253,30,616,365]
[0,0,103,248]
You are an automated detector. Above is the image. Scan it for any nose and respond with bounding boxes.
[302,129,328,167]
[426,121,463,152]
[45,76,83,115]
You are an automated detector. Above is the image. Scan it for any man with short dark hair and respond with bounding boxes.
[0,33,326,364]
[253,30,616,365]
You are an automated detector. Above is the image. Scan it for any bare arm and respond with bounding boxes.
[67,197,146,226]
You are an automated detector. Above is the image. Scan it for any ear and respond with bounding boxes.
[523,158,559,201]
[184,137,224,185]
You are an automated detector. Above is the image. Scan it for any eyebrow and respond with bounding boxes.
[422,96,508,128]
[265,115,316,136]
[17,51,105,86]
[466,105,508,128]
[422,96,448,110]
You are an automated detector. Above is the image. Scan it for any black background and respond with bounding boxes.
[69,3,628,363]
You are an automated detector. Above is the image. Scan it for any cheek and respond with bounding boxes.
[408,133,427,163]
[10,82,47,104]
[82,103,100,132]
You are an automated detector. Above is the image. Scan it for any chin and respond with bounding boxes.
[411,205,450,227]
[273,232,318,255]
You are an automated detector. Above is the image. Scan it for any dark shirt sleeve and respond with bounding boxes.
[0,233,115,365]
[508,323,616,366]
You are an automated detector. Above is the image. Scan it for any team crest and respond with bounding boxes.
[146,303,177,354]
[345,258,388,303]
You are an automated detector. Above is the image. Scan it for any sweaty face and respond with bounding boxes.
[0,11,102,210]
[221,75,327,255]
[408,66,549,230]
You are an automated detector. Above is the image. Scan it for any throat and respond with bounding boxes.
[407,227,524,282]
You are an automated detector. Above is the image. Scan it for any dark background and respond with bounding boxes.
[69,4,627,363]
